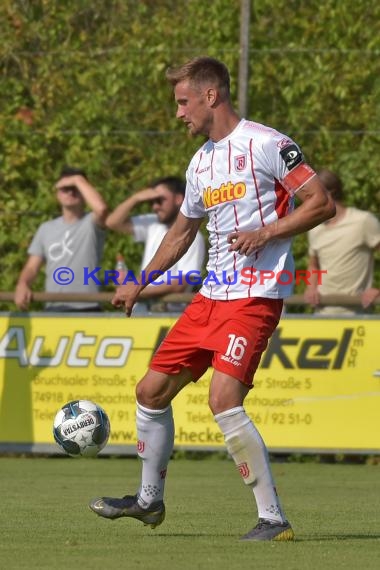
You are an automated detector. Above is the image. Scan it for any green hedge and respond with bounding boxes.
[1,0,379,308]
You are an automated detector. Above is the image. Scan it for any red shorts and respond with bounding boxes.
[150,293,283,388]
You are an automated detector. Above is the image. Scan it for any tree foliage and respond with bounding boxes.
[1,0,379,303]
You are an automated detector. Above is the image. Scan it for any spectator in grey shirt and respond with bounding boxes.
[15,167,108,312]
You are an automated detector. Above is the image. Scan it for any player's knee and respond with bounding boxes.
[208,393,230,415]
[135,381,154,407]
[209,387,247,415]
[135,380,168,409]
[135,381,143,403]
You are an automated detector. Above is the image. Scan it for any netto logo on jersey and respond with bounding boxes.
[202,181,246,209]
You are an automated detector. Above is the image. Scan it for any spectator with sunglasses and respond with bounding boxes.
[106,176,205,308]
[15,166,108,312]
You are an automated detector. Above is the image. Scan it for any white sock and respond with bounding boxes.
[214,406,286,523]
[135,402,174,508]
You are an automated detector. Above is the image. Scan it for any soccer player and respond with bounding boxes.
[90,56,335,541]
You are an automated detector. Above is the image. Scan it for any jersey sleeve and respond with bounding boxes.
[262,133,316,196]
[87,211,106,237]
[27,223,46,259]
[362,212,380,249]
[180,164,207,219]
[131,214,158,243]
[307,228,318,256]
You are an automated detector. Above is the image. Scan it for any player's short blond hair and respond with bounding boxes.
[166,56,230,100]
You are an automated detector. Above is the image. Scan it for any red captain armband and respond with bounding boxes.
[282,164,316,195]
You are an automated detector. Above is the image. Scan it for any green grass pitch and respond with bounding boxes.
[0,456,379,569]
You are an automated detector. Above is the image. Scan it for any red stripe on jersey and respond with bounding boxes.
[247,264,255,298]
[274,178,291,219]
[225,272,236,300]
[228,140,232,174]
[249,139,265,226]
[195,152,203,173]
[214,210,220,273]
[225,278,230,300]
[282,163,316,195]
[223,204,239,300]
[233,203,239,229]
[233,203,239,274]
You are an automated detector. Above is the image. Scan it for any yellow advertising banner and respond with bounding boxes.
[0,314,379,453]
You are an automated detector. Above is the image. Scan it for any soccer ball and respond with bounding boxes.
[53,400,110,457]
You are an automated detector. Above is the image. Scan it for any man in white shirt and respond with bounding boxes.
[106,176,205,306]
[90,57,335,541]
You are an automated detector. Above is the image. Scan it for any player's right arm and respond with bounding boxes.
[14,255,44,310]
[112,212,203,315]
[106,188,158,234]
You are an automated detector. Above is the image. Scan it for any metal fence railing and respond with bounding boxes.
[0,291,378,309]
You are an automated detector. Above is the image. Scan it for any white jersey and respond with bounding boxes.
[180,119,316,300]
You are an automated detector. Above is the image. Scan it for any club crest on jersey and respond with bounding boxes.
[234,154,247,172]
[202,181,246,209]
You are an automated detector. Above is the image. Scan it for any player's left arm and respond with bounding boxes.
[275,174,336,236]
[228,173,335,256]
